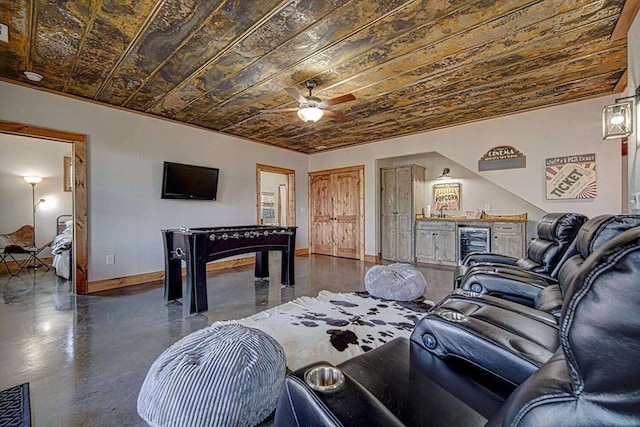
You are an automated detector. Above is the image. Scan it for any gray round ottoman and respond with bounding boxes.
[137,323,286,427]
[365,263,427,301]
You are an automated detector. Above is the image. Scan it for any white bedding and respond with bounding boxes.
[52,248,71,280]
[52,221,72,280]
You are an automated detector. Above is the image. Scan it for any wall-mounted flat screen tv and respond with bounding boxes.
[161,161,219,200]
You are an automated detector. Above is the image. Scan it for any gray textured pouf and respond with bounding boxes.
[137,323,286,427]
[365,263,427,301]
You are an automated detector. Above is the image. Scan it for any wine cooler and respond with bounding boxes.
[458,226,491,264]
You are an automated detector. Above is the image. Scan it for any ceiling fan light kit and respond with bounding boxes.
[297,106,324,123]
[262,79,355,124]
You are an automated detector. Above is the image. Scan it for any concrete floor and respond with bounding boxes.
[0,255,454,426]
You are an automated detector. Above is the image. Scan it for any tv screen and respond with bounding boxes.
[161,162,219,200]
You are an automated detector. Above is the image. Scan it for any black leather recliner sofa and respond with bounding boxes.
[455,214,640,316]
[454,212,587,291]
[414,214,640,386]
[274,221,640,426]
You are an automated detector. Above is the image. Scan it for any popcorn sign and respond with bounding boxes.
[433,182,460,211]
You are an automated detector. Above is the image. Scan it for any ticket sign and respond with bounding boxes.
[545,153,596,200]
[434,182,460,211]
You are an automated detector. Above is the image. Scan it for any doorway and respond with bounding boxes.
[309,165,364,260]
[256,164,295,227]
[0,121,88,294]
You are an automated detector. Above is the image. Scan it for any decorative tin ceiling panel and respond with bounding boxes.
[0,0,628,153]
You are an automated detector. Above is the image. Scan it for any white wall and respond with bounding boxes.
[0,81,309,282]
[627,11,640,208]
[0,78,626,274]
[378,152,547,241]
[310,96,623,255]
[0,134,73,256]
[378,152,547,216]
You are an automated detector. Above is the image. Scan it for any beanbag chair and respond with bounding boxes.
[365,263,427,301]
[137,323,286,427]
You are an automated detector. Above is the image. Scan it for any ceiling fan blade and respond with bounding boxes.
[322,93,355,107]
[284,87,307,104]
[260,108,299,113]
[324,110,351,122]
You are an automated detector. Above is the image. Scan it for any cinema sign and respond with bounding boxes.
[545,153,596,200]
[478,145,527,171]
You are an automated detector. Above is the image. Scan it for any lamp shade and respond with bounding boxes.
[297,107,324,123]
[602,101,633,139]
[24,176,43,185]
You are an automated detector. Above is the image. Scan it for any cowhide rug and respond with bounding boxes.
[215,291,434,371]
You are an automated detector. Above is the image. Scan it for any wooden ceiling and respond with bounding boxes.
[0,0,631,154]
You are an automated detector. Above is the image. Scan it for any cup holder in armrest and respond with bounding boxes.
[304,365,345,392]
[438,310,466,322]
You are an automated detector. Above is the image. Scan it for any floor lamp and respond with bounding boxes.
[23,176,44,247]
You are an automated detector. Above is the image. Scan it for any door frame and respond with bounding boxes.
[308,165,364,260]
[256,164,296,227]
[0,120,88,294]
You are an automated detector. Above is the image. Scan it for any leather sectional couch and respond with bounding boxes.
[416,214,640,386]
[274,214,640,426]
[455,215,640,316]
[453,212,587,297]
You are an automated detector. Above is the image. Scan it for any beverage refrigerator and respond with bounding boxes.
[458,226,491,264]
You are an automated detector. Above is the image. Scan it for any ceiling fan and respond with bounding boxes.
[261,79,356,123]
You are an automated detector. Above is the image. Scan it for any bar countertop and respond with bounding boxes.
[416,217,527,223]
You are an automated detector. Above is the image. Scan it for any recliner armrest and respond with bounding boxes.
[275,339,502,426]
[455,264,557,290]
[274,362,405,427]
[462,252,519,266]
[460,265,558,285]
[488,267,558,284]
[458,270,550,304]
[445,289,559,327]
[411,304,558,385]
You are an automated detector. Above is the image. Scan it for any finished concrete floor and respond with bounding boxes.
[0,255,454,426]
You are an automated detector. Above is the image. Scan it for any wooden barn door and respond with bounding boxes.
[309,166,364,260]
[310,173,334,256]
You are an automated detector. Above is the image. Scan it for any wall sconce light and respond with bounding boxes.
[437,168,452,180]
[602,86,640,140]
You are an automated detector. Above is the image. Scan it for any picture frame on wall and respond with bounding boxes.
[63,156,72,192]
[433,182,460,211]
[545,153,596,200]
